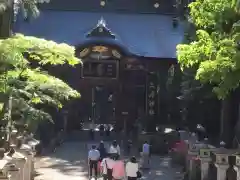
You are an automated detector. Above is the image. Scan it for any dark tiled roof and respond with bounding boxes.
[14,11,184,58]
[38,0,176,15]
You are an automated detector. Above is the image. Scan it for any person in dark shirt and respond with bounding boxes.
[106,125,111,137]
[89,120,95,140]
[100,124,105,137]
[98,141,107,161]
[126,139,132,155]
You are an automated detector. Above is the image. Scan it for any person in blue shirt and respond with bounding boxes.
[141,141,150,169]
[88,145,100,179]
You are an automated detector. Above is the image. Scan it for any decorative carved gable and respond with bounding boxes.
[86,18,116,39]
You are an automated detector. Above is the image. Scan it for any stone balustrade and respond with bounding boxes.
[0,131,41,180]
[178,140,240,180]
[4,147,26,180]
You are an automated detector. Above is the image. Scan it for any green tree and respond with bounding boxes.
[177,0,240,145]
[0,34,80,137]
[177,0,240,99]
[0,0,48,38]
[1,0,43,18]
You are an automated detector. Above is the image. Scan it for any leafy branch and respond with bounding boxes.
[0,34,81,133]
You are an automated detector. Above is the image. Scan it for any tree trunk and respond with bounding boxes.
[0,0,13,38]
[6,95,12,143]
[220,98,232,146]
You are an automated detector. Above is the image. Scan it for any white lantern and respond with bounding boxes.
[154,2,159,8]
[100,0,106,6]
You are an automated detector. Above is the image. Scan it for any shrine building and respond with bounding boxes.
[13,0,185,130]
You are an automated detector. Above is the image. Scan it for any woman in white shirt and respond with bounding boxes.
[109,140,120,159]
[101,155,114,180]
[126,156,139,180]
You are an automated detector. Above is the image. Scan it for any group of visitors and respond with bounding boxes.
[89,123,112,140]
[88,140,149,180]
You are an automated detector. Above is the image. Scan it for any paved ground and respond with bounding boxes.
[34,141,184,180]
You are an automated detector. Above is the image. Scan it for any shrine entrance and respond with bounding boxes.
[92,86,116,124]
[66,18,162,131]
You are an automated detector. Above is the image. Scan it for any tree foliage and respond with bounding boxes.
[177,0,240,99]
[0,34,80,131]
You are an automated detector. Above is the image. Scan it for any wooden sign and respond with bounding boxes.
[79,46,122,60]
[146,73,158,116]
[92,46,108,53]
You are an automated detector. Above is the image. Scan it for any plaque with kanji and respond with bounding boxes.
[146,73,158,116]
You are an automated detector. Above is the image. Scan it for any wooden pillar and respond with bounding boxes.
[63,110,68,132]
[157,66,169,124]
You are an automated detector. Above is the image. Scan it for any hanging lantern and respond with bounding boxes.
[108,94,113,102]
[154,2,160,8]
[100,0,106,6]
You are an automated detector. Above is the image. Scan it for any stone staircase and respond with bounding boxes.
[66,130,118,142]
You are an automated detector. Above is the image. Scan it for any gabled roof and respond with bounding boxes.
[86,18,116,39]
[14,11,184,58]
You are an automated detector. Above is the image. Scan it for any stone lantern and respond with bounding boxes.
[9,129,18,147]
[211,141,237,180]
[199,145,212,180]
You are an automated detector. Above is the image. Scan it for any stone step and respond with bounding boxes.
[66,130,118,142]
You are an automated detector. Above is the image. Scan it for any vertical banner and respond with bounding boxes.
[146,72,158,117]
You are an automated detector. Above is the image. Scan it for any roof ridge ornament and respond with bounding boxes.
[86,18,116,39]
[97,17,106,27]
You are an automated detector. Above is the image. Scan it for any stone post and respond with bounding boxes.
[213,148,232,180]
[225,155,239,180]
[235,155,240,179]
[9,130,18,148]
[18,144,33,180]
[187,143,200,180]
[15,137,23,150]
[186,140,198,170]
[187,142,207,180]
[199,148,212,180]
[215,160,229,180]
[187,147,198,180]
[25,137,39,179]
[26,136,39,155]
[0,160,10,180]
[7,163,19,180]
[0,148,5,159]
[4,147,26,180]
